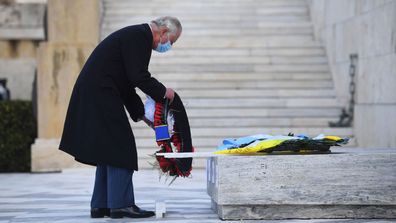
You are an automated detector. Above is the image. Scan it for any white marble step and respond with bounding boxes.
[133,109,342,122]
[104,23,312,29]
[138,89,335,98]
[105,14,308,21]
[190,117,341,128]
[149,64,329,73]
[103,0,306,5]
[176,37,316,47]
[150,56,327,65]
[132,97,339,108]
[132,127,354,142]
[103,0,307,8]
[130,117,340,128]
[103,28,313,37]
[102,35,317,47]
[184,108,341,118]
[104,4,308,10]
[169,98,339,108]
[152,73,332,81]
[134,127,349,138]
[107,21,312,29]
[151,48,325,57]
[104,7,308,16]
[103,21,313,30]
[159,80,332,89]
[103,16,310,26]
[150,40,320,50]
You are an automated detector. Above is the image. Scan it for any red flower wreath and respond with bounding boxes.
[153,100,194,178]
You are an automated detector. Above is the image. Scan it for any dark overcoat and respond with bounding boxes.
[59,24,166,171]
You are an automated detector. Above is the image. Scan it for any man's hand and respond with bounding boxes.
[165,88,175,103]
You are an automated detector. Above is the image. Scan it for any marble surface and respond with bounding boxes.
[208,148,396,220]
[308,0,396,147]
[1,168,395,223]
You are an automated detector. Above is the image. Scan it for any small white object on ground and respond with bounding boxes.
[155,200,166,219]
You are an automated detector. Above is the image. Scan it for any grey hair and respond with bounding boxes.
[151,16,182,35]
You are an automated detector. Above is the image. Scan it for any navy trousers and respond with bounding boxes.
[90,164,135,209]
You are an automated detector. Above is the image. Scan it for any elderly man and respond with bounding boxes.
[59,16,182,219]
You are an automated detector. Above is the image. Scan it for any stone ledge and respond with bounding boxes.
[213,203,396,220]
[0,27,44,39]
[31,138,88,172]
[207,148,396,219]
[0,3,46,40]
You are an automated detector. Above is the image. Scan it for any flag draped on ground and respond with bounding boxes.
[216,133,349,154]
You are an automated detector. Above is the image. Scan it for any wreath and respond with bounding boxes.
[145,93,194,182]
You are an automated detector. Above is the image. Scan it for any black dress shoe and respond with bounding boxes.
[110,205,155,218]
[90,208,110,218]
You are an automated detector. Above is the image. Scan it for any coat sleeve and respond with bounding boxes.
[119,30,167,102]
[123,88,145,122]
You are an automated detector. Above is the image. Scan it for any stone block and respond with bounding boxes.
[334,18,359,63]
[16,40,37,57]
[355,104,396,148]
[357,2,396,58]
[356,54,396,104]
[0,58,36,100]
[331,62,351,107]
[321,26,335,66]
[324,0,355,25]
[47,0,100,44]
[358,0,396,14]
[31,138,87,172]
[207,148,396,220]
[0,40,14,58]
[15,0,46,3]
[0,3,45,40]
[307,0,325,41]
[0,39,38,59]
[355,0,382,14]
[36,42,95,138]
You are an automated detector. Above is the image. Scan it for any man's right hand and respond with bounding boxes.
[164,88,175,103]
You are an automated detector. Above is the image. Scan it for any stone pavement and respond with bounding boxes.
[0,167,394,223]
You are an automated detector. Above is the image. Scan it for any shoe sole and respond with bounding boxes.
[110,212,155,219]
[90,211,110,218]
[91,213,107,218]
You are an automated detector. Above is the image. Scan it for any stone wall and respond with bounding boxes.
[308,0,396,147]
[0,2,45,100]
[31,0,100,171]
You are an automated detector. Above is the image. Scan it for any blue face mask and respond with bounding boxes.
[155,34,172,53]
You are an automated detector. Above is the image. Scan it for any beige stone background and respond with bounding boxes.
[308,0,396,147]
[0,0,395,171]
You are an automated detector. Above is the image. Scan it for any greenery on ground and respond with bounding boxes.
[0,101,36,172]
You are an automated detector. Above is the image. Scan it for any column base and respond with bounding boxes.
[31,138,86,172]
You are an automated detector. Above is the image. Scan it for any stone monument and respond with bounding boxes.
[207,148,396,220]
[31,0,100,172]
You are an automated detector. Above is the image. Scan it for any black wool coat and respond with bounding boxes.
[59,24,166,170]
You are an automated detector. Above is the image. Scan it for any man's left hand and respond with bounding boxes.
[165,88,175,103]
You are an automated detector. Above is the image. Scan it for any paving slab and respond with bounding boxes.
[0,167,395,222]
